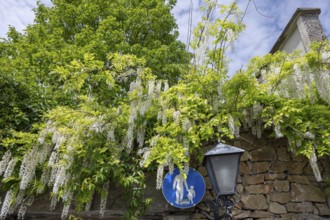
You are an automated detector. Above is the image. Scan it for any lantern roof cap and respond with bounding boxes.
[204,142,245,157]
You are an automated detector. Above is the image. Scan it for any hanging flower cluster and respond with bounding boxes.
[242,42,330,182]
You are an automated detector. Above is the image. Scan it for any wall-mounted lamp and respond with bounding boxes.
[203,142,244,220]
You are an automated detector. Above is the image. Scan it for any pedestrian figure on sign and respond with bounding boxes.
[173,172,188,204]
[187,185,196,204]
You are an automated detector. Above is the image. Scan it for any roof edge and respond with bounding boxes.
[270,8,321,54]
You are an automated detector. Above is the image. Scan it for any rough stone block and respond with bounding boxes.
[277,147,290,162]
[250,210,273,218]
[287,175,309,184]
[253,162,271,173]
[265,173,286,180]
[204,176,213,190]
[237,174,242,183]
[281,213,324,220]
[291,154,307,162]
[304,163,315,175]
[320,159,330,173]
[240,195,268,210]
[255,218,281,220]
[197,166,208,176]
[286,202,314,212]
[270,161,288,174]
[164,215,193,220]
[250,146,276,161]
[288,162,306,175]
[240,162,252,175]
[202,190,214,201]
[291,183,326,202]
[245,174,265,185]
[269,202,287,214]
[273,180,289,192]
[196,202,210,212]
[280,213,295,220]
[241,151,251,161]
[270,192,291,204]
[307,175,319,184]
[314,203,330,216]
[190,213,208,219]
[233,210,251,219]
[246,184,273,194]
[234,141,242,147]
[237,184,244,194]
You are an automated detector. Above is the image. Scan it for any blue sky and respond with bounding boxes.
[1,0,329,75]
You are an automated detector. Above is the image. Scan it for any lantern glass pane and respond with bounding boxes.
[205,158,219,194]
[209,154,240,195]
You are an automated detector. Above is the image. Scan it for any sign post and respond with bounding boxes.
[162,168,206,209]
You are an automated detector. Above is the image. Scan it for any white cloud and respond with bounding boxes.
[226,0,330,74]
[0,0,34,37]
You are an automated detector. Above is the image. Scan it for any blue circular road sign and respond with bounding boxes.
[162,168,206,209]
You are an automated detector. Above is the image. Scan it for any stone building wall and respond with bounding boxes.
[17,130,330,220]
[228,131,330,220]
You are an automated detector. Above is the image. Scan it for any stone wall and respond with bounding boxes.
[229,132,330,220]
[12,131,330,219]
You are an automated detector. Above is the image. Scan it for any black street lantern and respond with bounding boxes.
[203,142,245,220]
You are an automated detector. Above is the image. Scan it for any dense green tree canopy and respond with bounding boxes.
[0,0,329,219]
[0,0,188,137]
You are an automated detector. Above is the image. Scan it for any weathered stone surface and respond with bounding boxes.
[233,210,251,219]
[197,166,208,176]
[286,202,314,212]
[240,162,252,175]
[253,162,271,173]
[268,134,287,144]
[292,154,308,162]
[246,184,273,194]
[257,218,282,220]
[241,195,268,210]
[288,162,306,175]
[196,202,210,212]
[281,213,295,220]
[304,163,315,175]
[250,210,272,218]
[277,147,290,162]
[250,146,276,161]
[287,175,309,184]
[314,203,330,216]
[237,174,242,183]
[291,183,326,202]
[320,159,330,175]
[273,180,289,192]
[245,174,265,185]
[306,175,320,185]
[234,140,242,148]
[265,173,286,180]
[202,190,214,201]
[270,161,288,173]
[204,176,213,190]
[237,184,244,194]
[239,134,259,150]
[241,151,251,162]
[270,193,291,204]
[269,202,287,214]
[164,214,193,220]
[190,213,208,220]
[281,213,325,220]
